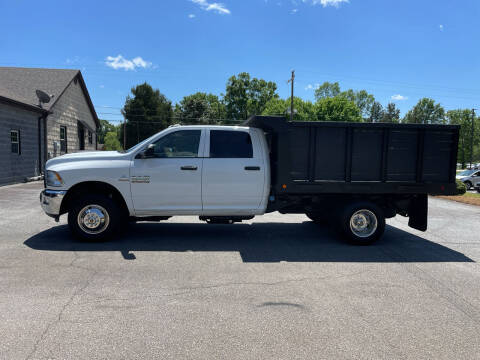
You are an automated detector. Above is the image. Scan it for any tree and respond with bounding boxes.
[119,82,173,149]
[447,110,480,168]
[224,72,278,120]
[103,131,122,151]
[382,103,401,123]
[174,92,226,124]
[404,98,445,124]
[97,119,117,144]
[369,101,384,123]
[315,97,362,122]
[314,82,341,100]
[262,97,316,121]
[313,82,375,118]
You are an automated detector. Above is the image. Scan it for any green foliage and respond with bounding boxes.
[369,101,384,123]
[97,119,117,144]
[262,97,316,121]
[314,82,375,118]
[224,72,278,120]
[314,82,341,100]
[403,98,445,124]
[104,131,122,151]
[382,103,400,123]
[315,97,362,122]
[447,109,480,167]
[174,92,226,124]
[120,82,173,149]
[456,179,467,195]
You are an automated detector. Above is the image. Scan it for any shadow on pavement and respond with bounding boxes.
[24,221,474,263]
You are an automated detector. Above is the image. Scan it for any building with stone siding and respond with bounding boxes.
[0,67,99,185]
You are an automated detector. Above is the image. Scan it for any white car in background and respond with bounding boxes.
[456,169,480,190]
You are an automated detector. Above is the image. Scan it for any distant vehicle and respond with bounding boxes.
[40,116,459,245]
[456,169,480,190]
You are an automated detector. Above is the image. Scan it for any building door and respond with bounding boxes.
[77,122,85,150]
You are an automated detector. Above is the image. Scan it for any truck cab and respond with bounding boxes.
[40,125,270,240]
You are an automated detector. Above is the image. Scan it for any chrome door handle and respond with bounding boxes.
[181,165,198,170]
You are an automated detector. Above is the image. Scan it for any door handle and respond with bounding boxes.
[245,166,260,171]
[181,165,198,171]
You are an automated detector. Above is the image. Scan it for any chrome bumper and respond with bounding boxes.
[40,189,67,217]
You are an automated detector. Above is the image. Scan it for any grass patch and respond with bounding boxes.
[437,191,480,206]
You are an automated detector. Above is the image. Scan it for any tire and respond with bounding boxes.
[68,194,121,241]
[464,181,472,190]
[339,202,385,245]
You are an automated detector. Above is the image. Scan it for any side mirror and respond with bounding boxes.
[136,144,155,159]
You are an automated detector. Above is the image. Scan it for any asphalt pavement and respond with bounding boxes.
[0,181,479,359]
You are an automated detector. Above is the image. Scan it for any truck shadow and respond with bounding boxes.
[24,222,473,263]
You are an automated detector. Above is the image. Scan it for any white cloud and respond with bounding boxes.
[439,24,444,31]
[105,55,152,71]
[305,83,320,90]
[188,14,196,18]
[191,0,231,14]
[304,0,349,7]
[290,8,298,14]
[99,84,105,88]
[391,94,407,101]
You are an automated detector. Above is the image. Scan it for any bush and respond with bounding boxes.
[456,179,467,195]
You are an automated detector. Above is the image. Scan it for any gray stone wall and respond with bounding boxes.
[0,103,43,185]
[47,77,97,158]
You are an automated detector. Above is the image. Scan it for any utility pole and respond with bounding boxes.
[471,108,476,169]
[287,70,295,121]
[123,117,127,150]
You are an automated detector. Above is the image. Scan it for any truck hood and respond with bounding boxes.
[46,151,128,168]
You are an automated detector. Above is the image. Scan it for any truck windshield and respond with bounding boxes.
[121,133,161,153]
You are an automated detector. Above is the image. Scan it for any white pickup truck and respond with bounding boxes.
[40,116,459,245]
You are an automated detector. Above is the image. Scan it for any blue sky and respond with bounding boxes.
[1,0,479,123]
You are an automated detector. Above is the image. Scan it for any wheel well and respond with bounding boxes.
[60,181,129,217]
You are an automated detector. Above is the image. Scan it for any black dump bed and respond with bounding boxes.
[246,116,460,196]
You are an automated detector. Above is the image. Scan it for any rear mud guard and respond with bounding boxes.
[408,194,428,231]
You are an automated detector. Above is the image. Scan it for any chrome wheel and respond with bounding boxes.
[77,204,110,235]
[349,209,378,238]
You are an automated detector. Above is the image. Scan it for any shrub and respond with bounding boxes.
[456,179,467,195]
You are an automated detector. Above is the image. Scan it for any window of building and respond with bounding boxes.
[10,130,20,154]
[88,130,93,145]
[60,126,67,153]
[210,130,253,158]
[151,130,201,158]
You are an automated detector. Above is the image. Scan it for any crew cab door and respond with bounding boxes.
[131,129,204,215]
[202,129,265,214]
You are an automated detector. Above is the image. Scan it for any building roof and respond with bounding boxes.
[0,67,99,127]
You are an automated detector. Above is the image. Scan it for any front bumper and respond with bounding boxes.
[40,189,67,218]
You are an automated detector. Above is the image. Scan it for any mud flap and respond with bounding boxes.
[408,194,428,231]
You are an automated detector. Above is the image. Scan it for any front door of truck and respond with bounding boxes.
[131,129,204,215]
[202,129,265,214]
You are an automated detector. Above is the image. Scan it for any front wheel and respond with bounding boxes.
[340,202,385,245]
[464,181,472,190]
[68,194,121,241]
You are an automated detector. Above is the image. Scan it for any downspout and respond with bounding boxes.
[37,111,48,175]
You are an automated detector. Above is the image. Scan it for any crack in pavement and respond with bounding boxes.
[25,253,98,360]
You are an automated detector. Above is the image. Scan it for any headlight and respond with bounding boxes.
[46,170,64,187]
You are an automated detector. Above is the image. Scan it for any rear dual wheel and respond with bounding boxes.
[340,202,385,245]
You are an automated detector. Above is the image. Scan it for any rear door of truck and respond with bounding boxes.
[202,128,265,214]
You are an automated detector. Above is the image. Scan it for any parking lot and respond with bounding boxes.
[1,181,479,359]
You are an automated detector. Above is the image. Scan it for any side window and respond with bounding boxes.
[151,130,201,158]
[60,126,67,153]
[10,130,20,154]
[210,130,253,158]
[88,131,93,145]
